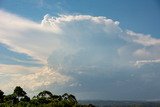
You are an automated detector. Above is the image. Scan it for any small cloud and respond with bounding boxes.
[135,59,160,67]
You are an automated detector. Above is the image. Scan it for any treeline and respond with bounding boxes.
[0,86,95,107]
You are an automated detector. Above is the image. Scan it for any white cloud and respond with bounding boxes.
[135,59,160,67]
[0,64,70,92]
[41,14,125,70]
[119,30,160,67]
[0,10,60,64]
[126,30,160,46]
[9,66,70,90]
[0,64,38,74]
[41,14,121,35]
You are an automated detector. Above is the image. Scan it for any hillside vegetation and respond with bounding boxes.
[0,86,95,107]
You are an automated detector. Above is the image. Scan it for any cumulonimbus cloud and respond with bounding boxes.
[0,10,160,98]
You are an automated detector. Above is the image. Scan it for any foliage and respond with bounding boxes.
[20,95,30,102]
[13,86,26,99]
[0,86,94,107]
[0,90,4,103]
[4,94,18,104]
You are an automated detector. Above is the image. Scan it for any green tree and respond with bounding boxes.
[37,90,54,104]
[0,86,95,107]
[52,95,62,101]
[20,95,30,102]
[68,94,77,103]
[37,90,53,98]
[4,94,18,104]
[0,90,4,103]
[62,93,78,106]
[13,86,26,100]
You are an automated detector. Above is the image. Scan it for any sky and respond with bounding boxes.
[0,0,160,100]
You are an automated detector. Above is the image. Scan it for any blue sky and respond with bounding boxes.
[0,0,160,100]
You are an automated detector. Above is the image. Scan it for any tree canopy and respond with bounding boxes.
[13,86,26,99]
[0,86,95,107]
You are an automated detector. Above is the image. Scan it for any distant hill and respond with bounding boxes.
[79,100,160,107]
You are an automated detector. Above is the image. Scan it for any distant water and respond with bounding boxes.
[79,100,160,107]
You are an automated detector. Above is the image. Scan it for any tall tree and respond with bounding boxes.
[62,93,78,105]
[13,86,26,100]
